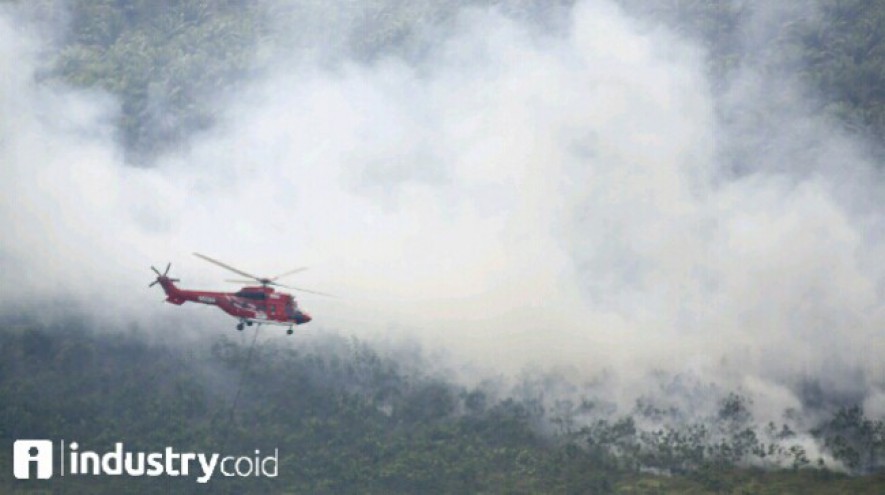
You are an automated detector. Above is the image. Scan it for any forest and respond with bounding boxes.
[2,0,885,493]
[11,0,885,164]
[1,324,883,493]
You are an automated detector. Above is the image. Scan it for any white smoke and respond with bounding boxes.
[1,0,883,430]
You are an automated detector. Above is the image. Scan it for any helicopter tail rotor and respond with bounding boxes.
[149,263,180,288]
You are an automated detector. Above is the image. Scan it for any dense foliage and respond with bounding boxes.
[617,0,885,148]
[799,0,885,142]
[49,0,265,163]
[9,0,883,162]
[0,325,882,493]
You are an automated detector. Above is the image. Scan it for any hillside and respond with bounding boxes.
[13,0,885,163]
[1,325,883,493]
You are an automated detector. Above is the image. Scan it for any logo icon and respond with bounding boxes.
[13,440,53,479]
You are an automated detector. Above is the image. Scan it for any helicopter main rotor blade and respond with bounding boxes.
[225,279,330,296]
[193,253,262,282]
[270,267,308,281]
[151,266,162,276]
[272,283,335,297]
[164,262,171,276]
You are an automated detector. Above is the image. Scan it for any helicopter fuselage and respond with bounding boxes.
[157,277,312,327]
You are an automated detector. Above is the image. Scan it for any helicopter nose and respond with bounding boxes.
[297,312,312,324]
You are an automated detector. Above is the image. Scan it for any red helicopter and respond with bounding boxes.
[150,253,329,334]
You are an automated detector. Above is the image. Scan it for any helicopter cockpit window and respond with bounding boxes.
[236,291,266,301]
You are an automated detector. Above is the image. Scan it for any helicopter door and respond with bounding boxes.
[285,303,297,319]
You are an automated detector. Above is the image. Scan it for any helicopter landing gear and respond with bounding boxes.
[246,321,253,326]
[236,322,244,331]
[287,328,294,335]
